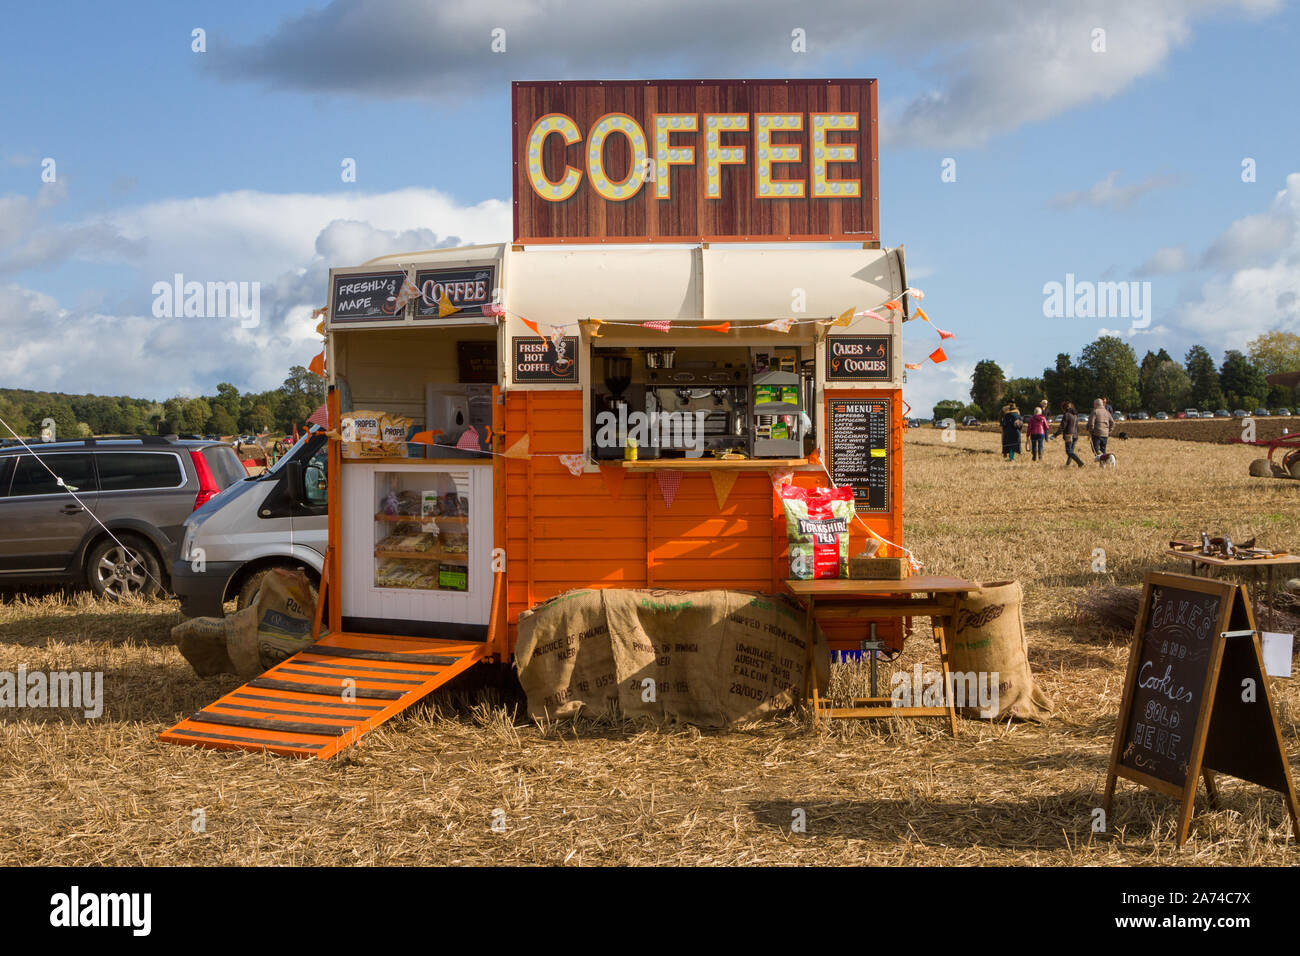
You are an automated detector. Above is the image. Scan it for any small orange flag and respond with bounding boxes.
[883,301,901,311]
[699,322,731,334]
[520,317,542,338]
[502,434,531,459]
[710,469,739,509]
[833,307,855,328]
[308,352,325,377]
[929,347,948,364]
[598,463,626,499]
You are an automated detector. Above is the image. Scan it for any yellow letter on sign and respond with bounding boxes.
[653,113,697,200]
[811,113,861,197]
[527,113,583,202]
[586,113,648,202]
[754,114,805,199]
[703,113,748,200]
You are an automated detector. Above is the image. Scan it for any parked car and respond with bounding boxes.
[1233,409,1249,418]
[1184,409,1200,419]
[172,430,327,617]
[933,418,955,429]
[1114,411,1127,422]
[1214,409,1230,418]
[1254,407,1270,417]
[1134,411,1150,420]
[961,416,979,426]
[1275,408,1292,416]
[0,436,245,598]
[1175,412,1187,419]
[907,419,920,428]
[1155,411,1170,420]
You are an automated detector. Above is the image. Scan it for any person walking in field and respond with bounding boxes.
[1000,403,1023,460]
[1088,397,1114,457]
[1056,401,1085,467]
[1025,404,1048,461]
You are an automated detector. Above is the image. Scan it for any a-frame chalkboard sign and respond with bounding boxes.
[1103,572,1299,846]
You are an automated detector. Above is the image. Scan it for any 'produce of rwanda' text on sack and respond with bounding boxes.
[780,484,854,580]
[948,580,1053,722]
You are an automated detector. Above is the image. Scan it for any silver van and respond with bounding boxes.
[171,430,328,617]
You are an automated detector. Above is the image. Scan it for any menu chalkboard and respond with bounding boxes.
[827,398,889,512]
[457,341,497,383]
[512,336,579,383]
[1118,583,1222,786]
[330,271,407,323]
[826,335,891,381]
[1104,571,1300,846]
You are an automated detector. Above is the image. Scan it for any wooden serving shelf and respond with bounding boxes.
[620,457,810,471]
[374,549,468,563]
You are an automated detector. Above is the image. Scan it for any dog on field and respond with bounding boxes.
[1094,452,1118,470]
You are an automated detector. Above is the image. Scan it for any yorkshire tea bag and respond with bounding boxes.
[780,484,855,580]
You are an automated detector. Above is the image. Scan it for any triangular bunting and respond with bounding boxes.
[482,302,505,317]
[559,454,585,476]
[314,320,325,336]
[410,429,443,446]
[643,320,672,333]
[308,352,325,377]
[710,469,739,509]
[833,307,854,328]
[929,346,948,364]
[502,434,531,459]
[655,469,683,508]
[583,318,605,338]
[906,287,924,300]
[769,468,794,490]
[599,463,626,499]
[520,316,543,337]
[760,318,795,333]
[904,362,923,370]
[393,274,420,312]
[438,290,460,317]
[883,301,901,312]
[699,322,731,334]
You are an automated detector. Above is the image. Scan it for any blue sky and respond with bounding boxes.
[2,0,1298,415]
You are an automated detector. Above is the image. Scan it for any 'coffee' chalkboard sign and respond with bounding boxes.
[827,397,889,512]
[1104,572,1299,846]
[512,336,579,383]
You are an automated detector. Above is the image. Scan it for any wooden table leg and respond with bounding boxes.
[804,597,820,728]
[932,599,958,737]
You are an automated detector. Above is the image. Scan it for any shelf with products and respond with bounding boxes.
[372,469,471,593]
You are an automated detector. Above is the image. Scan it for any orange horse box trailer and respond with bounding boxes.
[163,79,911,758]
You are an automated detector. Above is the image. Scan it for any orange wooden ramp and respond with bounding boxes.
[160,632,488,759]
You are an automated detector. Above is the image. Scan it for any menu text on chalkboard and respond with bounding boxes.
[513,336,579,383]
[1119,583,1221,786]
[828,398,889,512]
[330,271,407,323]
[826,335,891,381]
[457,341,497,383]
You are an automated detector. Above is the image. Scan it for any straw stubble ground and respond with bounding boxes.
[1,429,1297,865]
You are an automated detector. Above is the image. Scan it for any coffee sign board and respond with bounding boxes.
[513,336,579,383]
[414,266,497,320]
[512,79,878,243]
[330,271,407,323]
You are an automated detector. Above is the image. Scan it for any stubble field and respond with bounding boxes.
[0,428,1296,866]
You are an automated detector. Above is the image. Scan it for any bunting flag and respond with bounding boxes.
[916,307,953,339]
[549,325,565,350]
[456,425,482,451]
[906,288,925,300]
[643,320,673,333]
[393,274,420,312]
[438,290,460,317]
[883,301,901,312]
[598,463,626,499]
[308,352,325,377]
[856,309,888,322]
[769,467,794,490]
[583,318,605,338]
[559,454,585,477]
[307,404,330,428]
[710,469,739,509]
[832,307,855,328]
[482,302,505,317]
[519,316,543,338]
[502,434,531,459]
[699,322,731,334]
[655,469,683,508]
[904,362,924,370]
[410,429,443,446]
[314,320,325,336]
[928,346,948,364]
[760,317,795,333]
[311,306,329,321]
[807,448,822,466]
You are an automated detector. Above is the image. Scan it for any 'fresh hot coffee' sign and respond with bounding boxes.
[512,80,878,243]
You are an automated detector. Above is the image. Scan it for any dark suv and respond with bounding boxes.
[0,436,246,598]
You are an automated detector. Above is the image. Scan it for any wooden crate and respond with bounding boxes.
[849,556,908,580]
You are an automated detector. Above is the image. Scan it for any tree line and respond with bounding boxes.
[933,331,1300,422]
[0,367,325,441]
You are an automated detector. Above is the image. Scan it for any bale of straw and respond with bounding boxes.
[1075,586,1142,637]
[1249,458,1273,477]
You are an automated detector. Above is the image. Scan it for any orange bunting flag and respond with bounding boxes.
[656,469,683,508]
[710,469,739,509]
[761,317,795,333]
[410,429,443,446]
[598,463,626,499]
[769,468,794,490]
[314,320,325,336]
[438,289,460,318]
[807,448,822,466]
[308,352,325,377]
[519,316,543,338]
[904,362,924,370]
[699,322,731,334]
[584,318,605,338]
[502,434,531,459]
[883,301,901,312]
[916,307,954,339]
[833,308,855,328]
[929,347,948,364]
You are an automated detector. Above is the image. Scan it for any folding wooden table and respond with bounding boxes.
[1164,549,1300,631]
[785,576,977,735]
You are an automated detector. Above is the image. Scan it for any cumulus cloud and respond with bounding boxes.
[207,0,1281,148]
[1136,245,1191,276]
[1051,171,1179,211]
[0,187,511,397]
[1171,173,1300,349]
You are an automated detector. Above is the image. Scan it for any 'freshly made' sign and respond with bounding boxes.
[512,80,878,243]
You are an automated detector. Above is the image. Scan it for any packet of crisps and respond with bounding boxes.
[780,484,855,579]
[341,409,411,458]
